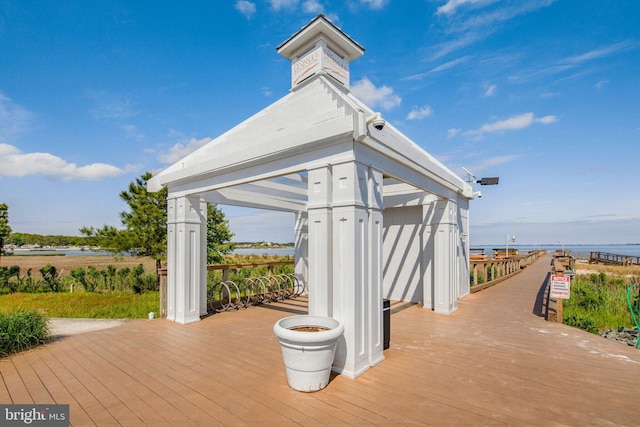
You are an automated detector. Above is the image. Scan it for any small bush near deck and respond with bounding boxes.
[563,273,634,333]
[563,314,599,334]
[0,309,50,357]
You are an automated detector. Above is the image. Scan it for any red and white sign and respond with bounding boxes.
[550,275,571,299]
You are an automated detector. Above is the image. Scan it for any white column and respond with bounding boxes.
[367,167,385,367]
[432,199,459,314]
[294,211,309,294]
[330,161,373,378]
[421,203,435,310]
[307,166,333,317]
[307,162,385,378]
[200,200,208,316]
[457,197,470,299]
[166,195,206,324]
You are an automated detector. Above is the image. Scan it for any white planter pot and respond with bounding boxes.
[273,315,344,392]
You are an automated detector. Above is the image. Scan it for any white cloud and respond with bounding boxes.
[302,0,323,13]
[359,0,388,9]
[539,90,560,98]
[564,41,635,65]
[351,77,401,111]
[436,0,487,16]
[430,56,470,73]
[465,112,556,136]
[235,1,257,18]
[447,128,461,138]
[431,31,484,60]
[0,143,124,180]
[596,79,609,89]
[87,90,139,120]
[535,115,557,125]
[482,84,497,97]
[467,154,518,173]
[158,137,213,164]
[269,0,298,10]
[512,41,636,83]
[0,93,33,142]
[432,1,557,58]
[121,124,145,140]
[407,105,433,120]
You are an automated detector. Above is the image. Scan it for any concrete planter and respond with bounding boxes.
[273,315,344,392]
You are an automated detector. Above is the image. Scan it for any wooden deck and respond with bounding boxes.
[2,253,639,426]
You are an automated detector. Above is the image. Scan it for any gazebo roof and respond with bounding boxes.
[148,74,472,210]
[148,15,472,209]
[276,14,365,61]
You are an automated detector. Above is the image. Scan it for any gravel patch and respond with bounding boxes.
[48,318,131,337]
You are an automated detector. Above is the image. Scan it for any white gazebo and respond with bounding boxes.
[148,14,473,379]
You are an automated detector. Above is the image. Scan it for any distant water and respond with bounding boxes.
[11,248,295,257]
[12,244,639,258]
[472,244,640,258]
[11,249,117,256]
[232,248,294,256]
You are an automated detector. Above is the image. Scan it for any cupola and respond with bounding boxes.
[276,14,365,90]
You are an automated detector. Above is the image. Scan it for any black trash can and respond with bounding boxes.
[383,299,390,350]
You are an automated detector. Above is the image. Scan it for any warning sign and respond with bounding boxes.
[550,275,571,299]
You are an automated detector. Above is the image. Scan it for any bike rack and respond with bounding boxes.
[208,273,306,313]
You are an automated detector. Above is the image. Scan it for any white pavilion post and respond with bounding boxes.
[432,199,459,314]
[199,200,208,316]
[421,203,435,310]
[294,211,309,294]
[367,167,385,367]
[307,166,333,317]
[458,198,471,299]
[329,161,381,378]
[166,195,206,324]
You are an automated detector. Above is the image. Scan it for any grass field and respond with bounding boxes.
[0,292,159,318]
[0,254,158,274]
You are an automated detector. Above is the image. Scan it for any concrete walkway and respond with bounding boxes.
[2,254,639,426]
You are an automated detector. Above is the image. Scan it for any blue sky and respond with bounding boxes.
[1,0,638,246]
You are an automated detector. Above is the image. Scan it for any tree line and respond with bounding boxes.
[3,233,92,248]
[1,172,236,280]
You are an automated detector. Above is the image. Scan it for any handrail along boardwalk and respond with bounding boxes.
[589,251,640,266]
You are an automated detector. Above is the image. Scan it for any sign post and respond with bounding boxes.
[550,275,571,299]
[550,275,571,323]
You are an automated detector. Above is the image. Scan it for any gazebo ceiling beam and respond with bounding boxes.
[202,187,307,213]
[249,175,308,196]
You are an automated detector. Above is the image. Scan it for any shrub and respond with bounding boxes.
[71,267,92,292]
[563,273,634,332]
[0,309,50,357]
[0,265,20,293]
[39,264,62,292]
[564,314,599,334]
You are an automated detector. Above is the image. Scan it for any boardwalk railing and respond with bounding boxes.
[589,251,640,266]
[470,251,544,293]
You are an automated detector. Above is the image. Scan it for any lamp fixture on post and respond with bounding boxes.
[506,234,516,258]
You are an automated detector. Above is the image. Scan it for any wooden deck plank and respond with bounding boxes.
[2,253,639,426]
[0,358,33,404]
[10,352,54,403]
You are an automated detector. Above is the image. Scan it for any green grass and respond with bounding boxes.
[0,292,160,319]
[563,273,634,333]
[0,309,50,357]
